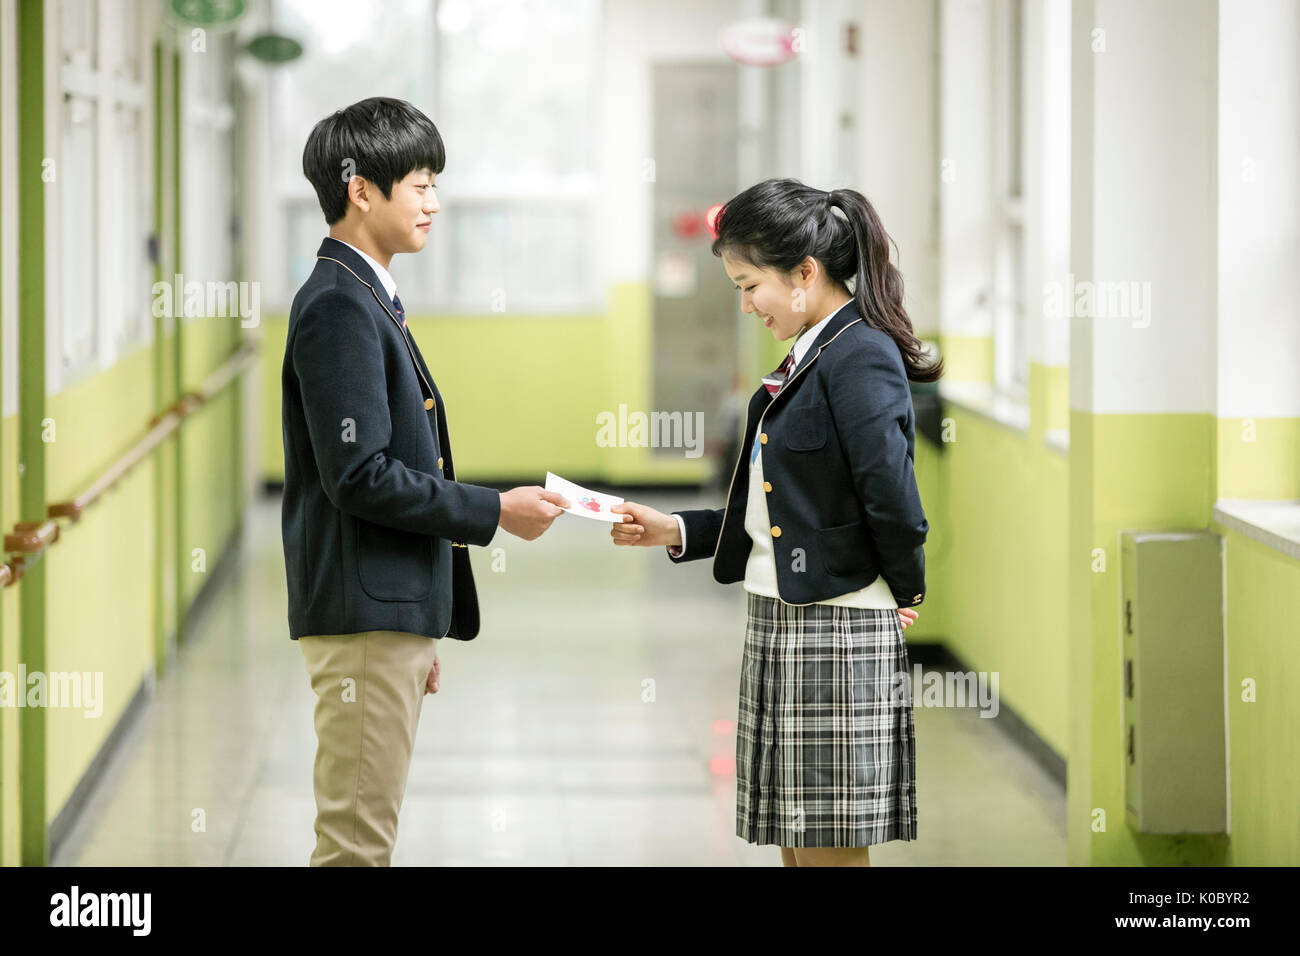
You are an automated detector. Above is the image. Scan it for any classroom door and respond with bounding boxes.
[650,63,740,473]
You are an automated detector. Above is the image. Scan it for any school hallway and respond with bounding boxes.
[48,490,1065,867]
[3,0,1296,878]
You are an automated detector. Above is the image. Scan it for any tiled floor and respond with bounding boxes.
[51,490,1066,866]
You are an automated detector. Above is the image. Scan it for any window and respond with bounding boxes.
[266,0,602,312]
[267,0,434,303]
[1,0,17,418]
[181,31,235,322]
[429,0,601,312]
[50,0,152,392]
[991,0,1026,399]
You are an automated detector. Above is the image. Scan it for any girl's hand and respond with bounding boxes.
[897,607,918,630]
[610,502,681,548]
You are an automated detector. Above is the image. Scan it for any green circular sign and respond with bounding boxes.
[245,32,304,64]
[168,0,247,29]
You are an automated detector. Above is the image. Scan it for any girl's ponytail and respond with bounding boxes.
[827,188,942,383]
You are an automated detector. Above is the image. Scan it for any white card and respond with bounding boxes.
[545,472,627,523]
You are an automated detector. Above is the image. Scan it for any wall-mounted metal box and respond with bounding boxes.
[1121,531,1227,834]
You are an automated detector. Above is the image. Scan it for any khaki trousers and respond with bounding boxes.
[299,630,439,866]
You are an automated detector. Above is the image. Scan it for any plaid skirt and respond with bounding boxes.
[735,592,918,848]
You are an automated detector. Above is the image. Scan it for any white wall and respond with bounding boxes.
[597,0,746,286]
[938,0,995,343]
[1072,0,1218,415]
[1217,0,1300,418]
[1024,0,1071,368]
[860,0,940,336]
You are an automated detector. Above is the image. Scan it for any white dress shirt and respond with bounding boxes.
[669,299,898,608]
[332,236,398,304]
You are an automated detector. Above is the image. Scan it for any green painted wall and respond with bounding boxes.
[42,346,159,821]
[1070,410,1219,865]
[260,282,713,486]
[1216,417,1300,500]
[0,5,249,862]
[1,414,20,866]
[920,361,1071,758]
[1215,523,1300,865]
[15,328,248,850]
[179,316,243,613]
[935,333,996,384]
[1071,409,1298,865]
[926,346,1299,866]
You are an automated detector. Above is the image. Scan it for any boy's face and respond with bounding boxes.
[363,166,439,254]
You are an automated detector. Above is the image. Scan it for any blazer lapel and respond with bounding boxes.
[314,238,438,412]
[763,303,865,412]
[316,237,403,328]
[312,239,462,481]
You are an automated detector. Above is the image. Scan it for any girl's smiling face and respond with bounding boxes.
[722,251,816,341]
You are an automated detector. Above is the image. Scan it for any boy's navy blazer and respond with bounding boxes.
[670,303,929,608]
[280,236,501,642]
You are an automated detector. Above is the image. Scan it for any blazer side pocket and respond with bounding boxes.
[356,517,434,602]
[818,518,870,577]
[784,402,827,451]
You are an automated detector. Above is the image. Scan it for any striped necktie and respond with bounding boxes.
[762,348,796,395]
[754,348,797,464]
[392,292,406,329]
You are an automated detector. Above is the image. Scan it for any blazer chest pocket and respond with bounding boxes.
[784,402,827,451]
[818,519,870,577]
[356,518,434,602]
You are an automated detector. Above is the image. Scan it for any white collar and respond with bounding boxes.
[790,298,854,366]
[331,237,398,303]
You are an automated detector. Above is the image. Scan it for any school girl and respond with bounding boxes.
[611,178,943,867]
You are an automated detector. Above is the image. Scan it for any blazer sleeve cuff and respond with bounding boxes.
[666,513,687,559]
[882,549,926,607]
[454,482,501,547]
[667,508,723,562]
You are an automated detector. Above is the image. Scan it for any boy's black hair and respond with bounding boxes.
[302,97,446,225]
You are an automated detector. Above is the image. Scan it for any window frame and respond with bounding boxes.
[990,0,1027,402]
[47,0,154,394]
[423,0,604,315]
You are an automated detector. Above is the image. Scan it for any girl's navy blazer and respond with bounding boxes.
[280,236,501,642]
[670,303,929,608]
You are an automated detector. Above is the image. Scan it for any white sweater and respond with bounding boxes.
[741,439,898,607]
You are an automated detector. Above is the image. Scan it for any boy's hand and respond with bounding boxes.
[897,607,918,630]
[610,502,681,548]
[425,652,441,694]
[498,487,570,540]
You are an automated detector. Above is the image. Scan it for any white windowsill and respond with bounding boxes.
[1212,500,1300,562]
[1044,428,1070,457]
[937,381,1030,434]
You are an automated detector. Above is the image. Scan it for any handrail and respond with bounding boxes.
[193,342,259,404]
[2,342,260,586]
[4,519,60,552]
[48,410,185,521]
[1,520,61,585]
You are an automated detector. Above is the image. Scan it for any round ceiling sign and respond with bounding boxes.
[721,18,798,67]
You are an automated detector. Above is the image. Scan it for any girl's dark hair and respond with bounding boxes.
[303,97,446,225]
[711,178,942,383]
